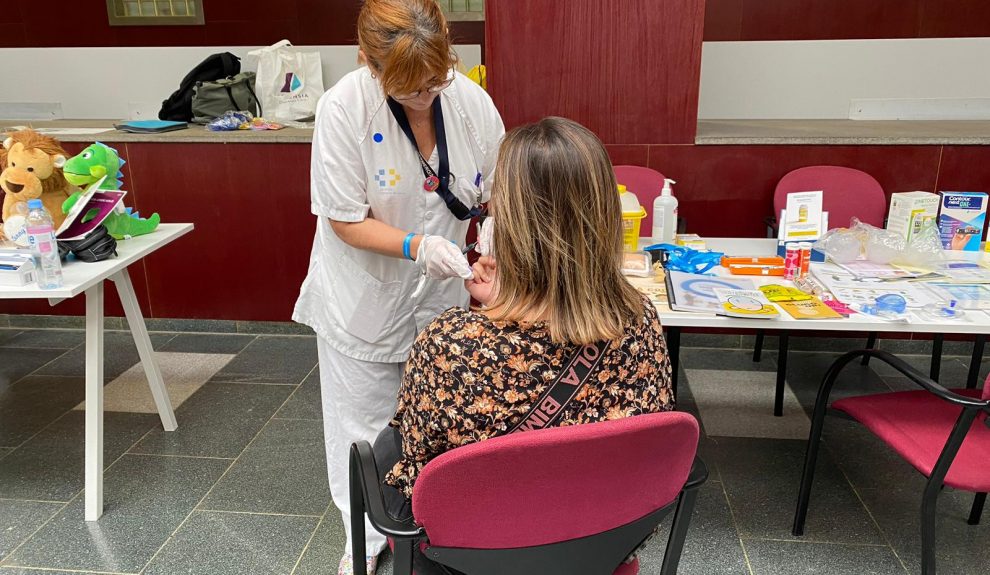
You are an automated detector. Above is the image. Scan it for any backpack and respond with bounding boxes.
[159,52,241,122]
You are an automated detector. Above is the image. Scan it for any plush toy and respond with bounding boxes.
[61,142,161,240]
[0,129,75,239]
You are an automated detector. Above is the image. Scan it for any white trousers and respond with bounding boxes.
[317,337,403,557]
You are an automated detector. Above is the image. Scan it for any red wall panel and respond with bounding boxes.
[486,0,706,145]
[919,1,990,39]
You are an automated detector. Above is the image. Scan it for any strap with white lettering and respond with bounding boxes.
[508,341,608,434]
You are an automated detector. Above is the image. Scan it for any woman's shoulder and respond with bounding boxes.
[316,68,384,127]
[443,73,504,139]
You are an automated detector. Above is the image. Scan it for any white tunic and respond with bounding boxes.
[293,67,504,362]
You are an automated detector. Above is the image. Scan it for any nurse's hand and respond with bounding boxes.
[466,256,498,305]
[416,235,475,280]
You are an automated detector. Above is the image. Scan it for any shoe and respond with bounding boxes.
[338,553,379,575]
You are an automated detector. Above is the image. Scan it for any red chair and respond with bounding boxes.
[756,166,887,416]
[349,412,708,575]
[793,349,989,574]
[614,165,668,235]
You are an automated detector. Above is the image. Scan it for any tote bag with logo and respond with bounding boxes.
[247,40,324,124]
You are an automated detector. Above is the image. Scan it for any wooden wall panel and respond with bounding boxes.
[486,0,706,145]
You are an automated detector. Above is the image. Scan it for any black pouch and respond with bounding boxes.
[59,225,117,263]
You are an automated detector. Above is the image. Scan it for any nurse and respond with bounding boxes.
[292,0,504,573]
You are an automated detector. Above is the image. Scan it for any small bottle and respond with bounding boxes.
[25,199,63,290]
[652,178,678,243]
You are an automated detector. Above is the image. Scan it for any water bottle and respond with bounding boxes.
[26,199,63,289]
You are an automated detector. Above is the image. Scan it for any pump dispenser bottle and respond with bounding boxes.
[652,178,678,242]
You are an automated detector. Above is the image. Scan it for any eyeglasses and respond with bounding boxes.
[390,69,455,101]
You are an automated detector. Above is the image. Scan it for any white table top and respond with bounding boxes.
[642,237,990,335]
[0,223,194,300]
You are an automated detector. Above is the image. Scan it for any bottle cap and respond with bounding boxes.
[617,184,627,194]
[27,199,43,209]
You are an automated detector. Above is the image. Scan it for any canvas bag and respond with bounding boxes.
[247,40,324,123]
[191,72,261,123]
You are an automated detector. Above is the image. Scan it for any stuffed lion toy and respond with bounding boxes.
[0,129,75,239]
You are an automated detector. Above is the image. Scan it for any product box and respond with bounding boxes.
[887,191,939,242]
[0,253,36,287]
[938,191,987,251]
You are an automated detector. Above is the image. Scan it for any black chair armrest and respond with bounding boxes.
[764,215,779,237]
[842,350,988,410]
[350,441,425,539]
[683,456,709,491]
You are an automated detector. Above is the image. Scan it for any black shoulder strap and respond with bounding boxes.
[509,341,608,434]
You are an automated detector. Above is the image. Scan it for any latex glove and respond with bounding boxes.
[416,235,474,280]
[476,217,494,256]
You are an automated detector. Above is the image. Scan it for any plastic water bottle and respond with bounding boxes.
[25,199,63,289]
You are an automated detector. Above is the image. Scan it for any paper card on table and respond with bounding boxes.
[778,298,843,319]
[665,270,755,313]
[713,289,779,319]
[782,191,824,242]
[55,177,127,240]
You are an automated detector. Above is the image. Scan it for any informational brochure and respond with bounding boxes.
[781,191,824,242]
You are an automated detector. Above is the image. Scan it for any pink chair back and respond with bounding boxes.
[411,411,700,550]
[614,165,668,235]
[773,166,886,229]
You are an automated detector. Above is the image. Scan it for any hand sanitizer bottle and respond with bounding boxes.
[652,178,678,243]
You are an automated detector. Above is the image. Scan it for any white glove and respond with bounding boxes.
[416,235,474,280]
[476,217,494,257]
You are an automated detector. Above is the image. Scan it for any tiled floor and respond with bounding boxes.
[0,327,986,574]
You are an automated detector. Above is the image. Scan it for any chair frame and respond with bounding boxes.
[792,349,990,575]
[349,441,709,575]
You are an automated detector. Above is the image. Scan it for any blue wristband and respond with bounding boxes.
[402,233,416,261]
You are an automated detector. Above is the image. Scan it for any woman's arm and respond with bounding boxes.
[330,218,422,260]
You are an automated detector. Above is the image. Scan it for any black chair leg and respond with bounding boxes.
[968,492,986,526]
[774,332,789,417]
[350,462,368,575]
[792,383,828,536]
[394,539,414,575]
[930,334,944,382]
[660,487,701,575]
[966,334,986,389]
[753,330,764,362]
[667,327,681,399]
[920,479,941,575]
[862,332,878,366]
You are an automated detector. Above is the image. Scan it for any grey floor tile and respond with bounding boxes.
[681,333,743,349]
[681,348,777,372]
[868,353,969,386]
[210,335,317,385]
[0,411,157,502]
[145,318,238,333]
[744,540,906,575]
[0,376,84,447]
[201,419,329,516]
[236,320,315,336]
[0,347,70,394]
[789,334,877,353]
[821,418,927,492]
[33,332,174,382]
[0,447,11,461]
[0,500,64,562]
[684,369,810,439]
[276,368,322,420]
[0,330,85,350]
[3,454,229,573]
[143,510,319,575]
[0,569,107,575]
[637,481,749,575]
[293,508,345,575]
[784,351,892,415]
[858,485,989,575]
[159,333,257,355]
[711,437,884,545]
[131,382,293,458]
[0,329,20,345]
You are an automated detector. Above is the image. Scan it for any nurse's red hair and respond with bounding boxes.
[357,0,458,97]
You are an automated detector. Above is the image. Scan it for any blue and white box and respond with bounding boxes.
[938,192,987,251]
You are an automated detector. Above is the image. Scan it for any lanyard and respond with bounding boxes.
[386,96,481,221]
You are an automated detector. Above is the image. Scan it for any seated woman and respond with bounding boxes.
[377,116,674,527]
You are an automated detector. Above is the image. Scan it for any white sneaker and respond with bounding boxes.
[337,553,379,575]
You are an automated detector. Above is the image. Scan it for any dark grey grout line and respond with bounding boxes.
[0,567,135,574]
[738,536,891,548]
[194,508,323,519]
[290,502,335,575]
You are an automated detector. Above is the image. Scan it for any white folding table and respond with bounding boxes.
[643,238,990,412]
[0,223,193,520]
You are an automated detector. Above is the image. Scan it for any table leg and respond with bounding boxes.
[111,269,177,431]
[967,334,986,390]
[774,332,789,417]
[930,334,944,383]
[667,327,681,399]
[84,281,104,521]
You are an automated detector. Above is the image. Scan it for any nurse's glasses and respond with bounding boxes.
[390,69,455,101]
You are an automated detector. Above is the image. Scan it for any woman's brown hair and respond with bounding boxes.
[487,117,646,345]
[357,0,457,96]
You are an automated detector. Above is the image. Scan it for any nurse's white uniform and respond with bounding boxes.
[293,66,504,556]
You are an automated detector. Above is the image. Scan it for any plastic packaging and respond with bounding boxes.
[814,226,862,263]
[892,219,946,269]
[652,178,677,243]
[25,199,63,289]
[619,185,646,252]
[621,251,652,277]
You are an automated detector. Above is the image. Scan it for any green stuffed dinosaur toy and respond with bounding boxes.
[61,142,160,239]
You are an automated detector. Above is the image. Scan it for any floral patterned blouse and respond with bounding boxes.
[385,296,674,498]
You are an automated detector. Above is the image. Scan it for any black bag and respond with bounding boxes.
[159,52,241,122]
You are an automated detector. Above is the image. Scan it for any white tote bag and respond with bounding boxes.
[247,40,324,124]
